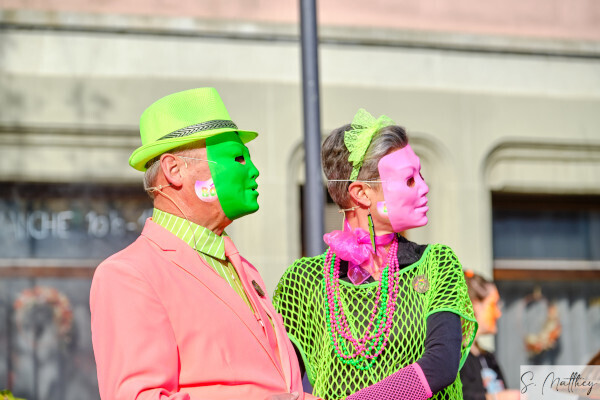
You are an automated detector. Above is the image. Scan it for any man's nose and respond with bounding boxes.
[248,160,259,179]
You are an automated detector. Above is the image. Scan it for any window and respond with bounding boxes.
[492,193,600,389]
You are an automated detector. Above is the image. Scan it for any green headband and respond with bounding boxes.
[344,108,395,181]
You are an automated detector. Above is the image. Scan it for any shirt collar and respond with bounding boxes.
[152,208,226,261]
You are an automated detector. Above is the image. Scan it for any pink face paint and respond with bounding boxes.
[378,145,429,232]
[194,179,218,202]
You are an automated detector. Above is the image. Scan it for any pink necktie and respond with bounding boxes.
[223,236,279,353]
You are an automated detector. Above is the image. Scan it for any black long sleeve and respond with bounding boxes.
[416,311,463,393]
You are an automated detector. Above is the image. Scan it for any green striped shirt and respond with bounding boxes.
[152,208,252,310]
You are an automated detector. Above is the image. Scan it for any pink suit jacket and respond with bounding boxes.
[90,219,311,400]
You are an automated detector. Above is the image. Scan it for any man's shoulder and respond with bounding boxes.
[94,234,154,277]
[93,221,178,277]
[95,219,176,268]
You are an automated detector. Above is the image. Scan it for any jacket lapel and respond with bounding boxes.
[141,220,284,378]
[236,252,295,390]
[255,282,294,390]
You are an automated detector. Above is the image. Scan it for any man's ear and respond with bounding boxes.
[160,154,185,187]
[348,182,372,208]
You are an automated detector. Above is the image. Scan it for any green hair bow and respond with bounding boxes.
[344,108,396,180]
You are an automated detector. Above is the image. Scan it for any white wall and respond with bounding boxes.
[2,13,600,292]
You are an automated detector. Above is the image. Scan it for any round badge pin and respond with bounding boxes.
[412,274,429,294]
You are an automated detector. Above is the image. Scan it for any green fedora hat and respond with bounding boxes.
[129,87,258,171]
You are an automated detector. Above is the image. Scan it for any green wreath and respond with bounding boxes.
[0,390,26,400]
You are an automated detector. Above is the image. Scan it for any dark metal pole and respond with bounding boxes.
[300,0,325,256]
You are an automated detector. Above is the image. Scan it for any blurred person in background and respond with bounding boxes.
[461,270,519,400]
[586,350,600,366]
[90,88,317,400]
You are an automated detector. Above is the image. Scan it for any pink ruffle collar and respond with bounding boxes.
[323,220,395,285]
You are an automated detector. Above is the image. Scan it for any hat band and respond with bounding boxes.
[158,119,238,141]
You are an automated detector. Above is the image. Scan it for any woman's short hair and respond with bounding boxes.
[321,123,408,208]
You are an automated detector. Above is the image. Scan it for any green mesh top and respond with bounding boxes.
[273,242,477,400]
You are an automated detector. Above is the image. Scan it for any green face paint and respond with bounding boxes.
[206,131,260,220]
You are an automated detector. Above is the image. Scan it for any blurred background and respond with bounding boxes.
[1,0,599,399]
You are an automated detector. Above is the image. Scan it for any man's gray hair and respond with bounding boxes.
[322,124,408,208]
[143,142,206,199]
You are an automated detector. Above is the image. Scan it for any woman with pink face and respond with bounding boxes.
[274,109,477,400]
[461,271,519,400]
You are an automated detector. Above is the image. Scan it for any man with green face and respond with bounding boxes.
[206,131,260,219]
[90,88,316,400]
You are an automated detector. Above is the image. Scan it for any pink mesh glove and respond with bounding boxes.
[345,363,433,400]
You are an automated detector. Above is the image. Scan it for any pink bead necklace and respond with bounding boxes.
[323,236,400,370]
